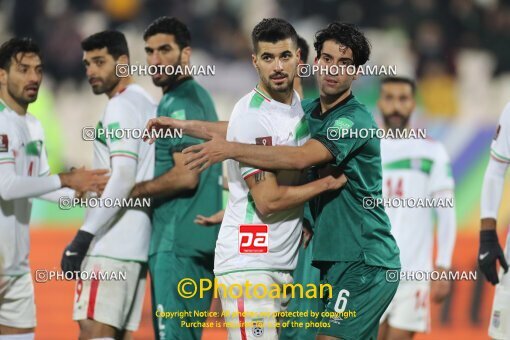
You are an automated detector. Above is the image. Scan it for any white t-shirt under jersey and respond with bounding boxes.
[214,88,310,275]
[381,138,454,273]
[86,84,156,262]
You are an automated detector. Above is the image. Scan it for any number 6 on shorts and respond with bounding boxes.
[334,289,350,313]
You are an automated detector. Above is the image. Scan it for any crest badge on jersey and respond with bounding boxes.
[0,134,8,152]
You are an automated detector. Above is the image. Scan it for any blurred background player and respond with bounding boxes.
[0,37,108,340]
[377,77,457,340]
[129,17,222,340]
[60,30,156,340]
[479,101,510,340]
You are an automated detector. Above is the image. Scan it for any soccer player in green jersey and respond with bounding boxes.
[130,17,222,340]
[179,22,401,340]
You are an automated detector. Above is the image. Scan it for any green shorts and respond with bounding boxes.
[149,252,214,340]
[317,261,399,340]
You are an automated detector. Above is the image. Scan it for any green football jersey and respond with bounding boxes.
[301,94,400,269]
[151,78,222,258]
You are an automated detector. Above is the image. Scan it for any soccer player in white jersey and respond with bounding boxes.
[0,38,108,340]
[59,31,156,340]
[378,77,456,340]
[204,19,346,340]
[479,102,510,340]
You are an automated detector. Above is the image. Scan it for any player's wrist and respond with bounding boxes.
[73,230,94,249]
[58,172,70,188]
[481,218,497,231]
[227,142,240,159]
[480,229,498,242]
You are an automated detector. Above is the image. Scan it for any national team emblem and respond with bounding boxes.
[494,124,501,140]
[239,224,268,253]
[0,134,8,152]
[492,310,501,329]
[255,136,272,146]
[252,319,264,337]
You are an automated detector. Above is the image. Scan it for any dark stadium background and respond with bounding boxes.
[3,0,509,338]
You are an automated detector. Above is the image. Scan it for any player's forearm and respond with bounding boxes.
[38,188,76,203]
[230,143,309,170]
[185,120,228,140]
[434,191,456,269]
[0,168,62,200]
[256,176,334,215]
[81,164,136,235]
[480,157,508,229]
[132,168,198,199]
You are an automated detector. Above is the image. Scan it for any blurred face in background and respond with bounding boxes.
[145,33,190,89]
[83,48,121,95]
[0,52,42,105]
[252,38,300,96]
[379,82,415,131]
[316,40,356,99]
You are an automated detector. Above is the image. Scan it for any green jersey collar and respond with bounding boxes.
[312,91,354,120]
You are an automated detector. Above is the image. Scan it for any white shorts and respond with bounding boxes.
[216,270,293,340]
[380,281,430,333]
[489,261,510,339]
[73,256,147,331]
[0,273,36,328]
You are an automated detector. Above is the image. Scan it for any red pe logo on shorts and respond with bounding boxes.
[239,224,268,254]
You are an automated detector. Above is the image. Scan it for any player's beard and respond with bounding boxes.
[90,73,120,95]
[152,54,182,90]
[262,71,292,95]
[7,81,38,107]
[383,111,411,134]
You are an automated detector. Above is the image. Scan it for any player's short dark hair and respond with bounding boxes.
[251,18,298,53]
[0,37,41,70]
[314,22,370,66]
[381,77,416,94]
[297,36,309,64]
[143,16,191,49]
[81,30,129,59]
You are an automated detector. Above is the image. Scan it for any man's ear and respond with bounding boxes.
[181,46,192,65]
[118,55,129,65]
[0,68,7,87]
[252,54,258,70]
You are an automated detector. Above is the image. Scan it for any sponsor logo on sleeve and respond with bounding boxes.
[255,136,272,146]
[0,134,8,152]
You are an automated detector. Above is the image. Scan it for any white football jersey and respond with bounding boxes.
[214,88,310,275]
[87,84,156,262]
[381,138,454,272]
[0,102,55,276]
[490,102,510,258]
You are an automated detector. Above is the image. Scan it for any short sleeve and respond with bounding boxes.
[103,98,140,162]
[229,110,274,180]
[312,111,369,167]
[428,143,454,194]
[491,102,510,163]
